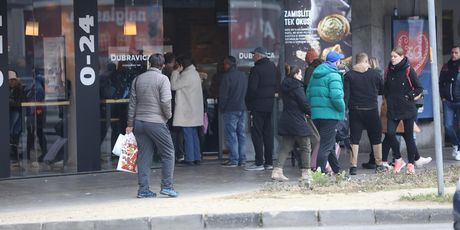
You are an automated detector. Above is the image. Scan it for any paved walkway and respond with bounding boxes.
[0,147,458,229]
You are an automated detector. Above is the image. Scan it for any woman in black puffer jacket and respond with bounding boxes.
[271,65,313,182]
[384,47,424,174]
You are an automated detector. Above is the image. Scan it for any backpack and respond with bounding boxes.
[384,66,424,108]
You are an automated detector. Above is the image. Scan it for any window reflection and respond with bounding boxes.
[7,0,73,177]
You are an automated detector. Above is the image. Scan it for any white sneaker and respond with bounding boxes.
[382,162,393,170]
[414,156,432,168]
[453,146,459,158]
[455,153,460,161]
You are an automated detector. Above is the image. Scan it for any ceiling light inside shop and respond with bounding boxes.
[25,21,39,36]
[123,21,137,36]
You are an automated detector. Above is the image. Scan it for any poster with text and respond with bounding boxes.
[392,18,433,119]
[229,0,282,67]
[283,0,352,70]
[43,37,66,101]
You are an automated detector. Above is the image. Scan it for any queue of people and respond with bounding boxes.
[8,46,458,198]
[102,46,460,196]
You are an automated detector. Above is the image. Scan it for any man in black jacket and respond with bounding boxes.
[245,47,277,171]
[439,46,460,161]
[219,56,248,167]
[344,52,385,175]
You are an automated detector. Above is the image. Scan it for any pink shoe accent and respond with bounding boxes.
[393,158,406,173]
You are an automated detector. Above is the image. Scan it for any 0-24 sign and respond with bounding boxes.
[78,15,96,86]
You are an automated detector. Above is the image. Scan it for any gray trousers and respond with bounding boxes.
[134,120,175,192]
[276,136,311,169]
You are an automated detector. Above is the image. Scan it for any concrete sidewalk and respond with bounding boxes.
[0,147,458,229]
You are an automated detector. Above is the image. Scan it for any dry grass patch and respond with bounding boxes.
[226,165,459,200]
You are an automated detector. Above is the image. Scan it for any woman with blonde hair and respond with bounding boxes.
[369,57,381,71]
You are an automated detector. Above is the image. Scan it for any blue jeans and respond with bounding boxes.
[223,111,247,164]
[183,127,201,161]
[10,110,22,138]
[443,100,460,146]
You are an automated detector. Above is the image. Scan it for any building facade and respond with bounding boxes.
[0,0,458,179]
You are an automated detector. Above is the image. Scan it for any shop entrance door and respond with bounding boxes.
[163,0,229,160]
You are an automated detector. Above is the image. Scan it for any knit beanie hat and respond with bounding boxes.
[305,48,319,63]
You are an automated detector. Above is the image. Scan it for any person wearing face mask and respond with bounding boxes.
[439,46,460,161]
[306,51,346,174]
[384,47,430,174]
[272,65,312,182]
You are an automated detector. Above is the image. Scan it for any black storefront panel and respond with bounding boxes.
[74,0,101,172]
[0,0,10,178]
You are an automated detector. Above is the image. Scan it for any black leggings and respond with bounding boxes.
[386,116,418,164]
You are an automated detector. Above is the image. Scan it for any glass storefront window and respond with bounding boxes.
[7,0,74,177]
[97,0,234,168]
[4,0,285,177]
[98,1,164,170]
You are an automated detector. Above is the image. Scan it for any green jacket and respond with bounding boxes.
[306,63,345,120]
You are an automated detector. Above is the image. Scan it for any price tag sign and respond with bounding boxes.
[0,0,10,178]
[73,1,101,171]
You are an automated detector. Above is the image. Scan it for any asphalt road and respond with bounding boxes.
[241,223,453,230]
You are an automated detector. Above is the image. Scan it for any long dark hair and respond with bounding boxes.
[288,65,300,78]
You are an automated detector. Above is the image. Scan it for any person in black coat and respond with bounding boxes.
[245,47,277,171]
[439,46,460,161]
[384,47,428,174]
[271,65,312,182]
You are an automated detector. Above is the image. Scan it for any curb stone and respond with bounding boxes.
[318,209,375,226]
[262,210,318,227]
[375,209,432,224]
[0,223,42,230]
[0,208,453,229]
[430,208,454,222]
[93,218,150,230]
[150,214,203,229]
[43,221,95,230]
[204,212,261,229]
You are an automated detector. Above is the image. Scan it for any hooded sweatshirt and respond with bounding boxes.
[306,63,345,120]
[344,63,383,110]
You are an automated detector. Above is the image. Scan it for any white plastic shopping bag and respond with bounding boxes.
[112,134,126,156]
[116,133,138,173]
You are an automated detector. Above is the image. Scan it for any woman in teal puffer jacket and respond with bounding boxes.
[306,51,345,174]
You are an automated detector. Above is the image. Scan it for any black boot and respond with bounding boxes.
[362,151,376,169]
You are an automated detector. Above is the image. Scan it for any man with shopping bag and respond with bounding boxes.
[126,53,178,198]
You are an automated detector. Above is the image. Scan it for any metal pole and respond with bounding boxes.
[427,0,444,196]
